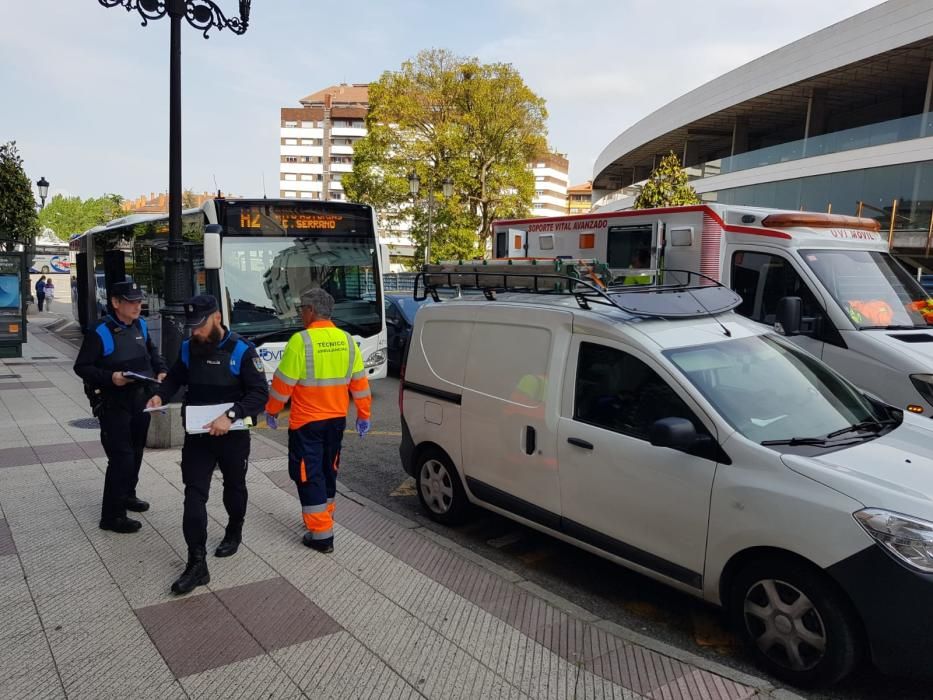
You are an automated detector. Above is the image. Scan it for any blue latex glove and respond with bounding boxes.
[356,418,371,437]
[266,412,278,430]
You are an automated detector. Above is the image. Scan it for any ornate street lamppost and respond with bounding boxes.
[97,0,251,364]
[408,172,454,265]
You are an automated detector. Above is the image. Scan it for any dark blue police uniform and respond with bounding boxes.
[73,282,166,532]
[155,295,268,595]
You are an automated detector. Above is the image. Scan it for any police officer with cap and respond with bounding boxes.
[147,294,268,595]
[74,281,167,533]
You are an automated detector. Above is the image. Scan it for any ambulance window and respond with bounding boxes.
[573,342,703,441]
[731,252,820,324]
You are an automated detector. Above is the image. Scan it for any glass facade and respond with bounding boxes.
[714,113,933,176]
[708,160,933,230]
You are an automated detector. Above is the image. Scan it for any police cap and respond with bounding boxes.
[184,294,219,328]
[111,281,143,301]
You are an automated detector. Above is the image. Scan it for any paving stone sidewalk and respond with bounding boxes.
[0,317,791,699]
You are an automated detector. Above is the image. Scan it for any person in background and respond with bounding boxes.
[43,277,55,311]
[34,275,46,311]
[264,288,372,553]
[73,282,166,533]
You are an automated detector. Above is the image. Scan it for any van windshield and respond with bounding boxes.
[800,249,933,329]
[665,335,880,444]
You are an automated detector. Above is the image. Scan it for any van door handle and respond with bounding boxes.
[524,426,536,455]
[567,437,593,450]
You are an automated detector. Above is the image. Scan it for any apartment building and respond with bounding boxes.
[121,191,229,214]
[279,83,369,201]
[566,181,592,214]
[531,153,569,216]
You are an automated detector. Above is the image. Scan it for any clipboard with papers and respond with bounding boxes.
[185,403,248,434]
[122,371,161,385]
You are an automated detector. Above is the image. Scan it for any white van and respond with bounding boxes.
[399,271,933,688]
[493,205,933,416]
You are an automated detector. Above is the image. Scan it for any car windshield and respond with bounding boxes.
[221,237,382,338]
[391,296,427,323]
[800,249,933,328]
[665,334,880,444]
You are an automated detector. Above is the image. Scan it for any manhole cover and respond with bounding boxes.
[69,418,100,429]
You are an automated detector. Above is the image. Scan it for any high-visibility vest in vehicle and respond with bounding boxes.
[266,320,372,429]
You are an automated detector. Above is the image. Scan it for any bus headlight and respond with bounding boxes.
[364,350,386,368]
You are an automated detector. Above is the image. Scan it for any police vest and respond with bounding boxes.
[180,331,252,407]
[94,316,152,378]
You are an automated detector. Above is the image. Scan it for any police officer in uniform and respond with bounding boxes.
[74,281,166,533]
[147,295,268,595]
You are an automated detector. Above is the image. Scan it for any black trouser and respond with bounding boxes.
[99,389,151,521]
[180,431,250,551]
[36,292,44,311]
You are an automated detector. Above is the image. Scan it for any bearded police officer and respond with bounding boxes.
[147,295,268,595]
[74,281,166,534]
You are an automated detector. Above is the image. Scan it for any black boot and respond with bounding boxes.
[171,548,210,595]
[214,521,242,558]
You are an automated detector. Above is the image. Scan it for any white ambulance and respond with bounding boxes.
[492,205,933,415]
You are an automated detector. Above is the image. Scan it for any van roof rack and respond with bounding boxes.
[414,263,742,318]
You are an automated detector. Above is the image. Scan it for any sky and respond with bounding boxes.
[1,0,885,203]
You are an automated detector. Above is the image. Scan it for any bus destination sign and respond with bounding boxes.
[223,201,373,237]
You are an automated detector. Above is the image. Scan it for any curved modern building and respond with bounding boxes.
[593,0,933,260]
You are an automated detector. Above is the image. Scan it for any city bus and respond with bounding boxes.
[69,197,388,381]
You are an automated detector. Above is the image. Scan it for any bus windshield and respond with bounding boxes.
[221,236,381,339]
[800,249,933,329]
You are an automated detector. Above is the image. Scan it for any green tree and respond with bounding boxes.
[633,152,701,209]
[0,142,40,252]
[344,49,548,263]
[39,193,125,241]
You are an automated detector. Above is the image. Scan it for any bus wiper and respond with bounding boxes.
[761,436,830,446]
[249,327,302,344]
[860,325,924,330]
[825,418,898,439]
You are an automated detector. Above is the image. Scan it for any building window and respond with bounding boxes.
[536,176,544,181]
[284,121,297,128]
[300,174,313,181]
[301,121,314,128]
[284,174,297,181]
[284,156,298,163]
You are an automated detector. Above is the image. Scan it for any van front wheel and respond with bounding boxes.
[729,557,860,688]
[415,448,469,525]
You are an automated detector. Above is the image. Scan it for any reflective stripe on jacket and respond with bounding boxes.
[265,320,372,429]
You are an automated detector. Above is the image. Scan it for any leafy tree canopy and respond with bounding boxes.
[39,193,125,241]
[343,49,548,264]
[633,152,701,209]
[0,142,40,251]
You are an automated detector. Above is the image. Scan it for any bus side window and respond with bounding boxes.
[731,251,821,324]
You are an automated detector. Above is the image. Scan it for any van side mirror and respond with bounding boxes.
[649,417,698,450]
[204,224,222,270]
[775,296,802,336]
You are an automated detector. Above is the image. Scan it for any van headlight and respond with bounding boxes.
[364,350,386,368]
[854,508,933,573]
[909,374,933,407]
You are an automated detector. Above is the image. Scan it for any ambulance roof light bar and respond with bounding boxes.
[760,212,881,232]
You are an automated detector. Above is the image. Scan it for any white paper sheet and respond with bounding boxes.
[184,403,247,434]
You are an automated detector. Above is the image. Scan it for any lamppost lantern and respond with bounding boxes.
[442,177,454,199]
[407,172,420,197]
[36,177,49,209]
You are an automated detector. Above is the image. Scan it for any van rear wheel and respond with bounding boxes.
[729,556,860,688]
[415,447,469,525]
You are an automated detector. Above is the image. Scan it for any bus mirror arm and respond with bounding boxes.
[204,225,222,270]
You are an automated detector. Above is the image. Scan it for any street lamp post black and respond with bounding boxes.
[408,172,454,265]
[36,177,49,210]
[97,0,251,364]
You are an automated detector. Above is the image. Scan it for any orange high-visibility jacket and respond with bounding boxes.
[265,320,372,429]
